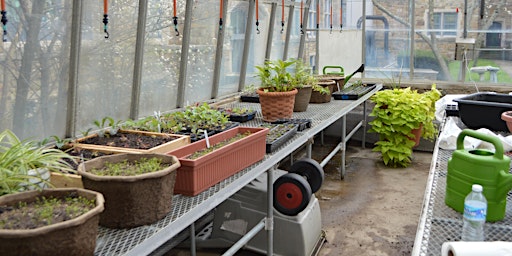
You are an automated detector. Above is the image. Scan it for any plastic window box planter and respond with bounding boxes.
[166,127,269,196]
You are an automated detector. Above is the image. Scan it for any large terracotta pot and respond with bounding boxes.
[257,88,298,122]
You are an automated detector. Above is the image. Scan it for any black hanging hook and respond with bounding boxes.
[103,14,109,39]
[340,24,343,33]
[219,18,223,30]
[256,20,260,34]
[1,10,7,42]
[300,24,304,35]
[281,21,284,34]
[173,16,179,36]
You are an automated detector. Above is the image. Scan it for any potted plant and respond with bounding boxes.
[309,80,334,103]
[501,111,512,133]
[0,188,105,255]
[290,59,315,112]
[255,59,298,122]
[0,129,77,195]
[166,126,269,196]
[368,84,441,167]
[78,153,180,228]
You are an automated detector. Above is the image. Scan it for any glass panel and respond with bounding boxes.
[0,1,72,140]
[270,5,288,60]
[218,0,247,95]
[443,13,457,36]
[139,0,181,117]
[244,2,271,89]
[287,3,302,60]
[77,0,137,134]
[184,1,218,105]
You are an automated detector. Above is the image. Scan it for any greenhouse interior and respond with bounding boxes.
[2,0,512,255]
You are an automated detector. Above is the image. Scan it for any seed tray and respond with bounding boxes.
[271,118,312,131]
[333,83,377,100]
[263,124,298,153]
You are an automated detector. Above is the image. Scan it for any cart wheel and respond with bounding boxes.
[274,173,312,216]
[290,158,324,193]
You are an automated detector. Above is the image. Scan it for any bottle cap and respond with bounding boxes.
[472,184,483,192]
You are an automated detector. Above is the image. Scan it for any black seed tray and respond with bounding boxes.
[333,83,376,100]
[271,118,312,131]
[240,93,260,103]
[445,104,459,117]
[228,111,256,123]
[265,124,298,153]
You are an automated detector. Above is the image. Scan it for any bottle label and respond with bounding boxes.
[463,203,487,221]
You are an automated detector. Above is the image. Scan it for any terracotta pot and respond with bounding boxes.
[78,153,180,228]
[257,88,298,122]
[310,80,335,103]
[293,86,312,112]
[501,111,512,133]
[0,188,104,256]
[410,124,423,147]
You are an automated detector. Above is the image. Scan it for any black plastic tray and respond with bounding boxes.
[227,111,256,123]
[264,124,298,153]
[454,92,512,131]
[240,93,260,103]
[332,84,376,100]
[271,118,312,131]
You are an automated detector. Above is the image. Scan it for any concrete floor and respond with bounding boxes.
[168,136,433,256]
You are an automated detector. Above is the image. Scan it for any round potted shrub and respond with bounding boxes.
[368,84,441,167]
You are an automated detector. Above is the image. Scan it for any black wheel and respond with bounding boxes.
[290,158,324,193]
[273,173,312,216]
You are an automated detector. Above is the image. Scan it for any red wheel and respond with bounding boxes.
[273,173,312,216]
[290,158,324,193]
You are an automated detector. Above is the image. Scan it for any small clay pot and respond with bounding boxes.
[501,111,512,133]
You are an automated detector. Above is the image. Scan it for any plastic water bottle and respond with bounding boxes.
[461,184,487,241]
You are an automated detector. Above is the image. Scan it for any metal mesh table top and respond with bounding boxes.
[413,144,512,256]
[93,84,382,256]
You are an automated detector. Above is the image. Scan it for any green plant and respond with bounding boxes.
[0,129,77,195]
[368,84,441,167]
[255,59,296,92]
[90,157,165,176]
[93,117,123,137]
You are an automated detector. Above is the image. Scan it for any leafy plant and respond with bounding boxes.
[93,117,122,137]
[187,131,251,159]
[0,129,77,195]
[368,84,441,167]
[255,59,296,92]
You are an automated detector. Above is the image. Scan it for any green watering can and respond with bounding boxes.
[445,129,512,222]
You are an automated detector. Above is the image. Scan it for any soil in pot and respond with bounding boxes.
[81,132,175,149]
[0,192,96,230]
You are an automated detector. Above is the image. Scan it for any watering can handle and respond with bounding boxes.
[456,129,504,159]
[322,66,344,75]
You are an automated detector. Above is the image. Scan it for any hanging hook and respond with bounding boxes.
[281,22,284,34]
[173,16,179,36]
[330,25,332,34]
[300,24,304,35]
[1,10,7,42]
[103,0,109,39]
[340,24,343,33]
[103,14,109,39]
[256,20,260,34]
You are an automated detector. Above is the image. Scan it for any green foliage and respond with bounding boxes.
[368,84,441,167]
[93,117,122,137]
[448,59,512,83]
[90,157,165,176]
[255,59,296,92]
[0,129,77,195]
